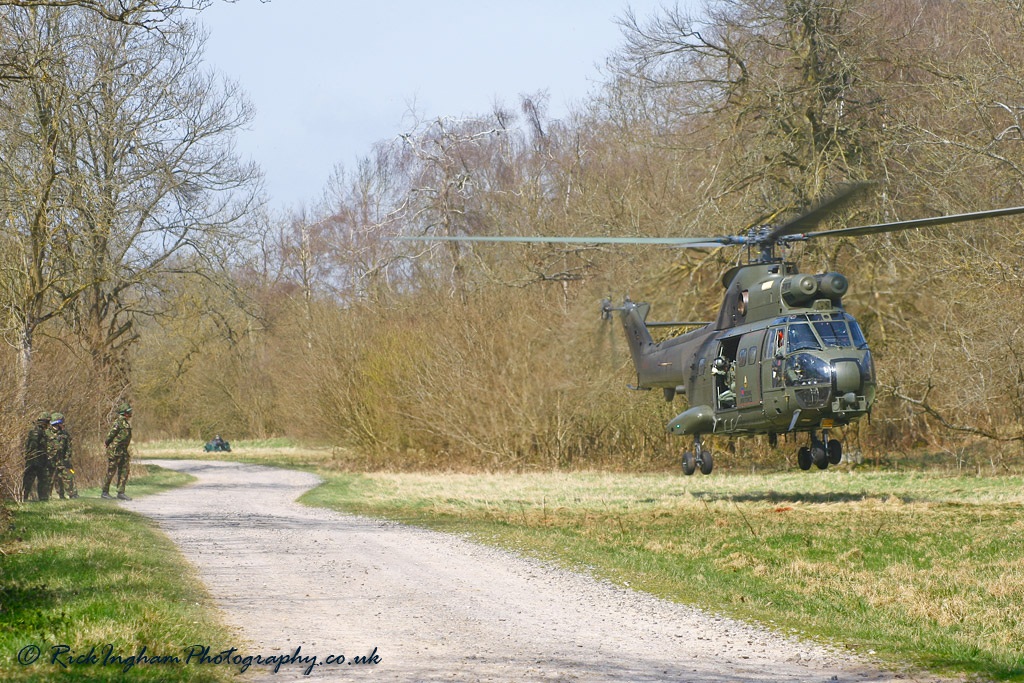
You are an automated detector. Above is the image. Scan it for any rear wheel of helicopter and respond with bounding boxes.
[813,445,829,469]
[682,451,696,476]
[698,449,714,475]
[798,447,812,471]
[827,439,842,465]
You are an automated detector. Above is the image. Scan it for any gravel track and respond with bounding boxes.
[127,459,947,682]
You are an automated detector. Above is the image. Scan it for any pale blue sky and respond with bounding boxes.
[199,1,690,209]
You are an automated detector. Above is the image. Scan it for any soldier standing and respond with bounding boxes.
[102,403,133,501]
[23,412,52,501]
[47,413,79,499]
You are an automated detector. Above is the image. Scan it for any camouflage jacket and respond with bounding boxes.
[24,422,49,461]
[105,416,132,453]
[47,427,71,462]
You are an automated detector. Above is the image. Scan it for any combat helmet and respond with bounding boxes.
[37,411,50,421]
[118,402,132,415]
[50,412,64,425]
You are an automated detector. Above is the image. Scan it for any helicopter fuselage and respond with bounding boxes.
[612,262,876,441]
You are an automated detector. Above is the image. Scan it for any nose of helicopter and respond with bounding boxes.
[833,359,861,393]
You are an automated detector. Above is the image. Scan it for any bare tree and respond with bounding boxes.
[58,11,261,375]
[0,1,242,87]
[0,8,88,404]
[613,0,884,217]
[0,1,234,30]
[396,114,512,299]
[0,6,259,403]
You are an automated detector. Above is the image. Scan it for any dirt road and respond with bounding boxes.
[128,459,934,682]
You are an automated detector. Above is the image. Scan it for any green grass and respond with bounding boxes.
[292,468,1024,681]
[0,466,238,682]
[74,464,198,499]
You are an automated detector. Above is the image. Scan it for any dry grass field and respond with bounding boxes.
[300,469,1024,679]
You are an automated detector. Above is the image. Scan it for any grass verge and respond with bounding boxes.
[1,465,238,682]
[293,468,1023,681]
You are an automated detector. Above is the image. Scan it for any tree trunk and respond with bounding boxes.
[16,322,34,408]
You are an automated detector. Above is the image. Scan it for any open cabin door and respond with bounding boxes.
[736,330,765,409]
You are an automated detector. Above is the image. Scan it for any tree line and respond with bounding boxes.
[4,0,1024,495]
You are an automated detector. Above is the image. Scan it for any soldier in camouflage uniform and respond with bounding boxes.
[23,412,52,501]
[47,413,79,499]
[102,403,133,501]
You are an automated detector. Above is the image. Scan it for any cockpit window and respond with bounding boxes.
[847,317,869,349]
[813,321,852,348]
[784,353,832,386]
[787,323,820,352]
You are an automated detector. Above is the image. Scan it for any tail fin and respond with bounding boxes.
[601,297,653,379]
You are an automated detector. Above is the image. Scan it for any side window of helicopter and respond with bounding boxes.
[766,327,784,359]
[698,358,706,376]
[748,345,757,363]
[787,323,821,352]
[844,315,870,349]
[738,348,747,367]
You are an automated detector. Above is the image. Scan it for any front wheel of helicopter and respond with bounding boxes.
[682,451,697,476]
[698,449,714,475]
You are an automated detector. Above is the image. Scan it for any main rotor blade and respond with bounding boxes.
[803,204,1024,239]
[766,182,871,243]
[392,235,732,246]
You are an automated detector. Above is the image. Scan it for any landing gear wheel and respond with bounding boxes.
[698,449,714,475]
[827,439,842,465]
[798,447,812,471]
[682,451,696,476]
[813,445,829,469]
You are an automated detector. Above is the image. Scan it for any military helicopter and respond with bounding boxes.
[398,185,1024,474]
